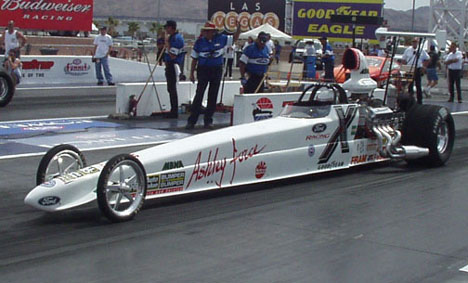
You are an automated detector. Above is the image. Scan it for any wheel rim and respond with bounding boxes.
[44,150,85,182]
[0,77,8,100]
[437,120,449,154]
[104,159,146,218]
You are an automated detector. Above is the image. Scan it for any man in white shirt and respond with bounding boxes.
[92,26,114,86]
[402,38,430,104]
[1,20,27,58]
[265,33,275,56]
[444,42,463,103]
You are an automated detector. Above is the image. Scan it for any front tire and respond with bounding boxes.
[402,105,455,167]
[97,154,147,222]
[36,144,86,185]
[0,70,15,107]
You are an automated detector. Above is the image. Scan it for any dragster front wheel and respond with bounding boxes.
[36,144,87,185]
[97,154,147,222]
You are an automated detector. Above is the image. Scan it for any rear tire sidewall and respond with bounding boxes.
[97,154,147,222]
[0,70,15,107]
[403,105,455,167]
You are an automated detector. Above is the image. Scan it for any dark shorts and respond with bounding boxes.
[426,68,438,81]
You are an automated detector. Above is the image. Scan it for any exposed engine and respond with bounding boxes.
[366,106,429,160]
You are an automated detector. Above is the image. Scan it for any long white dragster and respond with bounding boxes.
[25,48,455,222]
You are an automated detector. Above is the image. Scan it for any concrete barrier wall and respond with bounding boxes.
[0,55,166,85]
[116,81,241,116]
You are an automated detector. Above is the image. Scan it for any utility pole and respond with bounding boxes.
[411,0,416,31]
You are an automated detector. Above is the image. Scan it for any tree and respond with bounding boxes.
[149,22,163,37]
[106,16,120,37]
[127,22,140,39]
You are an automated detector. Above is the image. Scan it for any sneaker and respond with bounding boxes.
[163,113,178,119]
[204,123,214,130]
[97,82,103,86]
[108,82,115,86]
[447,99,454,102]
[185,123,195,130]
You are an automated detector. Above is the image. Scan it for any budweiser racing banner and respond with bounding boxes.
[208,0,285,32]
[0,0,93,31]
[292,0,383,41]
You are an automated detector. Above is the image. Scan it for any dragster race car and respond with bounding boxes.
[25,48,456,222]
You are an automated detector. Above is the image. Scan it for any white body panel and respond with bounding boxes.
[25,103,386,212]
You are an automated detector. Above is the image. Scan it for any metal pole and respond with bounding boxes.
[411,0,416,31]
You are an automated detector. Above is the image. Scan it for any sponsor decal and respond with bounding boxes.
[317,161,344,170]
[22,60,54,70]
[255,161,267,179]
[308,144,315,157]
[367,141,378,152]
[64,58,91,76]
[162,160,184,171]
[159,172,185,189]
[356,140,366,154]
[146,187,183,196]
[0,0,94,31]
[351,154,378,164]
[312,123,327,133]
[208,0,284,32]
[38,196,60,206]
[187,138,266,188]
[147,174,160,189]
[282,101,295,107]
[319,105,357,164]
[252,97,273,121]
[57,166,100,184]
[305,133,330,141]
[40,179,56,188]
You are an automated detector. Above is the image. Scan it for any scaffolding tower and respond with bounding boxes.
[429,0,468,50]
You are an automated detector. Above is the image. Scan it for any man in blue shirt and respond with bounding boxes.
[319,36,335,81]
[187,21,240,129]
[163,20,185,118]
[239,32,271,94]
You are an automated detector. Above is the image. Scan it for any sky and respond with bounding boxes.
[384,0,431,11]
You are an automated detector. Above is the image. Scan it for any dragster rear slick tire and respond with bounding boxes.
[36,144,87,185]
[0,70,15,107]
[402,104,455,167]
[97,154,147,222]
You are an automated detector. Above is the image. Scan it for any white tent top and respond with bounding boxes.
[239,23,292,43]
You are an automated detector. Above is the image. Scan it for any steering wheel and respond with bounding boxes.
[295,83,348,106]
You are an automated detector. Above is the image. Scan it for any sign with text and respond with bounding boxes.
[208,0,285,32]
[292,0,383,41]
[0,0,93,31]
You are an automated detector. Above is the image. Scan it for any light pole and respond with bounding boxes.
[411,0,416,31]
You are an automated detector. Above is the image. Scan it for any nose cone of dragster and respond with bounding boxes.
[24,179,63,212]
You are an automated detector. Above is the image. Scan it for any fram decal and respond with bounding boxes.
[255,161,267,179]
[187,138,266,188]
[318,105,357,164]
[351,154,376,164]
[162,160,184,170]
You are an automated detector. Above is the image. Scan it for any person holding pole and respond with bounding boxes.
[163,20,185,118]
[239,32,271,94]
[186,21,240,130]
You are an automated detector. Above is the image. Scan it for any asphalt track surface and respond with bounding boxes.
[1,91,468,282]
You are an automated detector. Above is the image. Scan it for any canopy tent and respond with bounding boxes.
[239,23,292,43]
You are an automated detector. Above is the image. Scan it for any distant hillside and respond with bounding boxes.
[93,0,207,20]
[93,0,429,32]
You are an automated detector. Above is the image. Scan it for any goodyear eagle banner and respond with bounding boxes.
[292,0,383,41]
[208,0,285,32]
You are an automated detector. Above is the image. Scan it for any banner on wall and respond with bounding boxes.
[0,0,93,31]
[208,0,285,32]
[292,0,383,41]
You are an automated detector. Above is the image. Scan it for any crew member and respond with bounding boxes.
[239,32,271,94]
[402,38,430,104]
[445,42,463,103]
[163,20,185,118]
[92,26,114,86]
[319,36,335,81]
[187,21,240,130]
[1,20,26,58]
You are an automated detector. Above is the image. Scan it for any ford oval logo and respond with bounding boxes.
[72,59,82,65]
[38,196,60,206]
[312,123,327,133]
